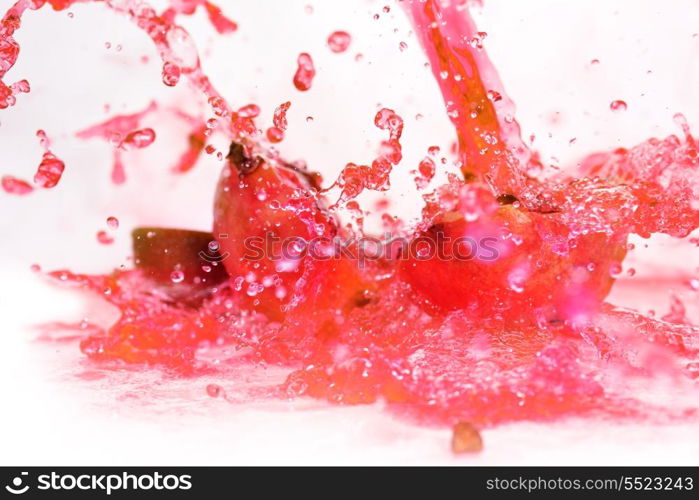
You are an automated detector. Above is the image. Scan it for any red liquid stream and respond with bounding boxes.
[2,0,699,432]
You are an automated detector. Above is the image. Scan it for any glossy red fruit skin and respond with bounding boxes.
[132,227,228,304]
[213,142,373,322]
[401,193,627,322]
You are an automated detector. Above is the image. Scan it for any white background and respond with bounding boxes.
[0,0,698,465]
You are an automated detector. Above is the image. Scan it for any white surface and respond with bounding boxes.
[1,0,698,465]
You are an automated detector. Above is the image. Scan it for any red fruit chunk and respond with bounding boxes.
[451,422,483,453]
[213,141,373,322]
[401,182,628,323]
[132,227,229,302]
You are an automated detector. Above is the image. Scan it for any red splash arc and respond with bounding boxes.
[2,0,699,432]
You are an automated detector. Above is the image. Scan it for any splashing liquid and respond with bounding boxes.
[3,0,699,434]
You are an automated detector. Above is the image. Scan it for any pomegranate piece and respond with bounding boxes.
[132,227,229,302]
[401,183,627,322]
[451,422,483,453]
[213,141,373,322]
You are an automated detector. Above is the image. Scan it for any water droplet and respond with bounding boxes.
[96,230,114,245]
[610,100,627,112]
[208,96,228,117]
[609,262,622,276]
[327,31,351,53]
[293,53,315,91]
[106,216,119,229]
[34,153,65,188]
[273,101,291,130]
[170,270,185,283]
[162,62,181,87]
[122,128,156,149]
[206,384,223,398]
[266,126,284,143]
[237,103,260,118]
[1,175,33,195]
[487,90,502,102]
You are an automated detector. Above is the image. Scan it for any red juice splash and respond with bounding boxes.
[1,0,699,439]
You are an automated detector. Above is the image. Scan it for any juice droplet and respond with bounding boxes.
[96,230,114,245]
[610,100,627,112]
[122,128,156,149]
[327,31,351,53]
[293,53,315,91]
[162,62,181,87]
[208,96,228,117]
[414,156,436,189]
[266,126,284,143]
[36,129,50,148]
[106,216,119,229]
[1,175,33,195]
[399,41,408,52]
[34,153,65,188]
[237,103,260,118]
[206,383,223,398]
[487,89,502,102]
[374,108,403,140]
[273,101,291,131]
[170,270,185,283]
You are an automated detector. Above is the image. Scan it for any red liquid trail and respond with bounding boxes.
[2,0,699,431]
[403,0,529,196]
